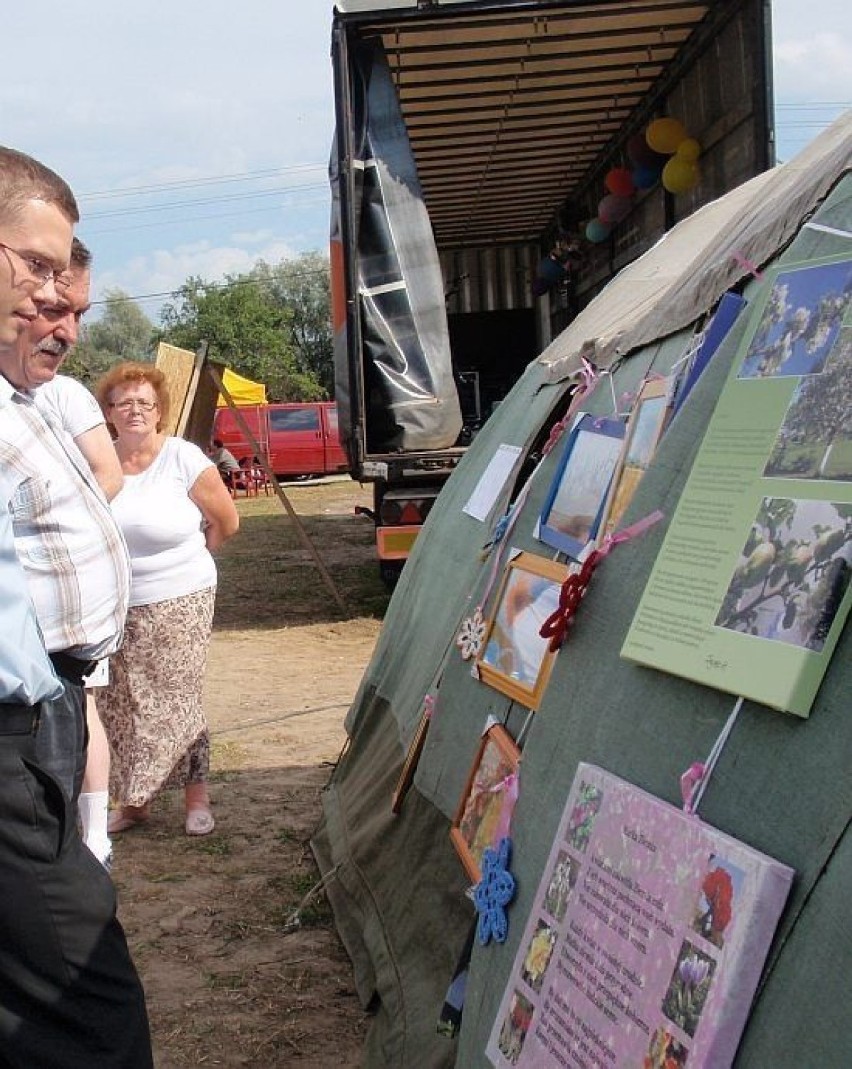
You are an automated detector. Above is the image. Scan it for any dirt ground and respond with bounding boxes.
[111,478,388,1068]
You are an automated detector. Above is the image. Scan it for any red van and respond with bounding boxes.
[212,402,349,479]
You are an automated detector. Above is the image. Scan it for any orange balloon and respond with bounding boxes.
[676,137,701,163]
[662,156,699,194]
[646,117,687,155]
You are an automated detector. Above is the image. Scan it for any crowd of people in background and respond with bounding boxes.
[0,144,239,1066]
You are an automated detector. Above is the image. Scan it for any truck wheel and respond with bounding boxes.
[379,560,404,588]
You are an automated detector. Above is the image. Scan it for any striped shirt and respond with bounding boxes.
[0,376,130,659]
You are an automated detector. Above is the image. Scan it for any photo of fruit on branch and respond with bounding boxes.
[716,496,852,651]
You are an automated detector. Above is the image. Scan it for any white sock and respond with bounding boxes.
[78,791,112,866]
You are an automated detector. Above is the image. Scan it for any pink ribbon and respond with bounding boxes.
[732,251,764,281]
[680,762,706,814]
[599,509,665,556]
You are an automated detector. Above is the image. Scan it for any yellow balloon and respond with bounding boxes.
[646,117,687,155]
[662,156,699,194]
[676,137,701,163]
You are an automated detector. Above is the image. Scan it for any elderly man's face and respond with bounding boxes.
[8,267,93,390]
[0,198,72,352]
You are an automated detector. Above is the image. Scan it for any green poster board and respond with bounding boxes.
[622,255,852,715]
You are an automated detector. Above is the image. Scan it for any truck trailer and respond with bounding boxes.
[330,0,774,582]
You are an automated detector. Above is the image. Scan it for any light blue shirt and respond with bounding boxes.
[0,505,62,705]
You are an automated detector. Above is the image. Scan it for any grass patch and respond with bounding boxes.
[213,484,390,631]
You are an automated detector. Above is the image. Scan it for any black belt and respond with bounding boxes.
[0,702,41,736]
[49,652,98,687]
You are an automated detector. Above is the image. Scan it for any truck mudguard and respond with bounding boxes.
[330,38,462,457]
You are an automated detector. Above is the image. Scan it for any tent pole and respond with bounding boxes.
[206,362,350,618]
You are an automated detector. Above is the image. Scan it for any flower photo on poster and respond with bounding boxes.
[715,496,852,652]
[737,258,852,379]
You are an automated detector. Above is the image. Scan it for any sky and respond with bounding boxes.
[3,1,849,324]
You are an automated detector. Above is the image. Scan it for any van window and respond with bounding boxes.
[269,407,320,432]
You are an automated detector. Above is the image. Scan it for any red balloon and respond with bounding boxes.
[604,168,635,198]
[598,194,633,224]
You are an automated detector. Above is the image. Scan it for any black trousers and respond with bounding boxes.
[0,705,153,1068]
[33,652,93,803]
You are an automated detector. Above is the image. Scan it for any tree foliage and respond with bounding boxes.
[157,252,332,402]
[64,288,156,389]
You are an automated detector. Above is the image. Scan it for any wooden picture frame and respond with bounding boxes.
[599,377,672,540]
[476,552,569,709]
[391,706,432,814]
[450,723,521,883]
[538,414,625,558]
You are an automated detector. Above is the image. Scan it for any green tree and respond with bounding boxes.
[158,253,332,402]
[265,253,334,396]
[65,288,155,388]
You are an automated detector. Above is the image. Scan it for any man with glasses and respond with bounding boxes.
[0,144,153,1067]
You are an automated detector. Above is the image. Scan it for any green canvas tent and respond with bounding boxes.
[312,113,852,1067]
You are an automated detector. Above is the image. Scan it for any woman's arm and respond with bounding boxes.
[189,466,240,552]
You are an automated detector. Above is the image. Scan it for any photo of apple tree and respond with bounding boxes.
[715,497,852,651]
[765,326,852,480]
[738,259,852,379]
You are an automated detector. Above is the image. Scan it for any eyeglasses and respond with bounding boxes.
[110,399,158,413]
[0,241,66,287]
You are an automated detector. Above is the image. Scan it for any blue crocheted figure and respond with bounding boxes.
[474,837,516,945]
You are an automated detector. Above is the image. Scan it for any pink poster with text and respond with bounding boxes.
[486,764,793,1068]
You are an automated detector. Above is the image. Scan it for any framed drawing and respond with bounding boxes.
[476,552,569,708]
[538,415,625,557]
[599,377,672,539]
[450,723,521,883]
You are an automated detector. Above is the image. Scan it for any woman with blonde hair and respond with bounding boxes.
[96,361,239,835]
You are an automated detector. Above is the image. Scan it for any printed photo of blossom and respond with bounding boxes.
[543,851,580,922]
[566,781,604,853]
[642,1025,689,1069]
[661,941,717,1038]
[497,990,535,1065]
[691,854,744,949]
[521,919,557,994]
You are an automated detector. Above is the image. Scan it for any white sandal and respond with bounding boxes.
[185,808,215,836]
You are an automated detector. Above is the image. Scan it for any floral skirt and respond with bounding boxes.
[98,586,216,807]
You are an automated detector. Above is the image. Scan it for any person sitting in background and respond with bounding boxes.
[210,437,240,476]
[96,363,239,836]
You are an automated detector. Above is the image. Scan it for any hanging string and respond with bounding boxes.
[682,696,745,815]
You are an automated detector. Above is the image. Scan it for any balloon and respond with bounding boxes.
[632,164,661,190]
[646,117,688,155]
[584,218,612,243]
[662,156,700,194]
[676,137,701,162]
[604,167,635,198]
[598,194,633,224]
[536,256,567,286]
[627,132,660,166]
